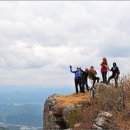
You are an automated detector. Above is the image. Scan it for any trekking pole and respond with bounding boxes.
[89,79,95,99]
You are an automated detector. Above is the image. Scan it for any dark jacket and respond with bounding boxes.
[110,66,120,76]
[80,69,88,82]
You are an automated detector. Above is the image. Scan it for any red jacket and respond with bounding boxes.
[101,62,109,72]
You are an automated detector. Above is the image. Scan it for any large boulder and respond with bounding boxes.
[93,111,113,129]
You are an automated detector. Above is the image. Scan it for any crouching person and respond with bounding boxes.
[89,66,100,89]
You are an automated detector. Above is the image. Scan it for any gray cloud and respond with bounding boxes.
[100,44,130,57]
[0,1,130,87]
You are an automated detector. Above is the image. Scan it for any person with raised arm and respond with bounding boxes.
[70,65,82,94]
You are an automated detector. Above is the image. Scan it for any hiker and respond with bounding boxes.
[108,62,120,88]
[70,65,82,93]
[100,57,109,83]
[79,68,89,92]
[89,66,100,89]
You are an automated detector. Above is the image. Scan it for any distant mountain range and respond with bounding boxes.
[0,86,74,130]
[0,104,43,127]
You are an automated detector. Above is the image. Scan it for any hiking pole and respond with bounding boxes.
[89,79,95,99]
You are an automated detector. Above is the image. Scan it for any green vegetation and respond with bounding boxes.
[78,101,91,108]
[66,110,83,128]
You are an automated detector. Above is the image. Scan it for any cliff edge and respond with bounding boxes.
[43,82,130,130]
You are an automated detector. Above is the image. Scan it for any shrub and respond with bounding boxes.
[66,109,83,128]
[66,75,130,129]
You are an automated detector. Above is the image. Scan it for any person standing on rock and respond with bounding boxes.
[100,57,109,83]
[79,67,89,92]
[107,62,120,88]
[89,66,100,89]
[70,65,82,93]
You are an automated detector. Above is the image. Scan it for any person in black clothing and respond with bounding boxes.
[79,68,89,92]
[70,65,82,93]
[89,66,100,89]
[108,62,120,88]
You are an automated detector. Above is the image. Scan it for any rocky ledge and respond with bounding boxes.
[43,83,128,130]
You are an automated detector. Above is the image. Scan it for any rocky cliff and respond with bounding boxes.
[43,83,130,130]
[43,92,91,129]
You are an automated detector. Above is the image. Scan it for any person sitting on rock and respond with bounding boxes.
[79,67,89,92]
[108,62,120,88]
[70,65,82,94]
[89,66,100,89]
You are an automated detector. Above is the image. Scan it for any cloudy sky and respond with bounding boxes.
[0,1,130,88]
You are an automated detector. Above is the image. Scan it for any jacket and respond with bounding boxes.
[110,66,120,76]
[101,62,109,72]
[70,68,81,79]
[89,69,97,79]
[80,69,88,81]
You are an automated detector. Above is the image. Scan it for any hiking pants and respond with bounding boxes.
[92,77,100,89]
[108,74,119,87]
[81,79,89,92]
[81,80,85,93]
[81,81,89,93]
[101,72,107,83]
[74,78,82,93]
[85,80,89,91]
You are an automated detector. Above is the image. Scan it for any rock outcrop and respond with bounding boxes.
[93,111,113,129]
[43,83,129,130]
[43,93,90,130]
[44,94,60,130]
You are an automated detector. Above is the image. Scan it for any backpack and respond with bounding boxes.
[88,70,97,79]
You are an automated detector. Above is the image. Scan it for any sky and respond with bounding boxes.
[0,1,130,88]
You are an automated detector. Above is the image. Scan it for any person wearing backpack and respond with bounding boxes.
[89,66,100,89]
[108,62,120,88]
[70,65,82,93]
[100,57,109,83]
[79,67,89,92]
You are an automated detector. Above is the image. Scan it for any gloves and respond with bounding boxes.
[70,65,72,68]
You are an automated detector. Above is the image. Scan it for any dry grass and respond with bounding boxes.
[54,92,91,106]
[112,111,130,129]
[53,75,130,129]
[111,74,130,129]
[79,101,101,129]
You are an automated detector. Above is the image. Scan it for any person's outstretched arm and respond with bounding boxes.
[109,67,113,71]
[69,65,76,73]
[79,68,84,73]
